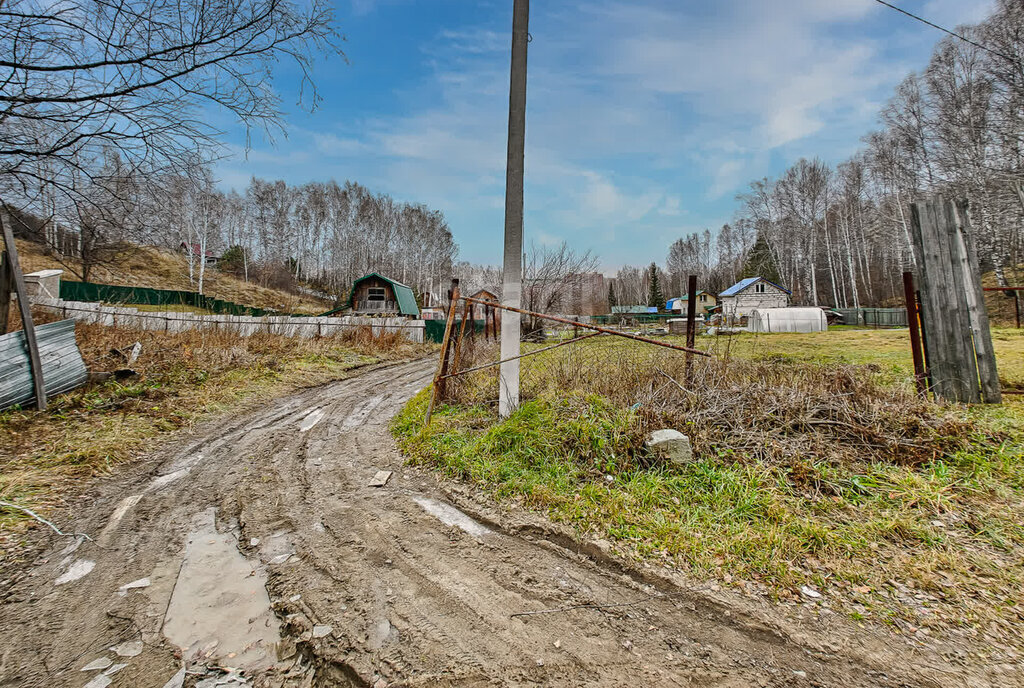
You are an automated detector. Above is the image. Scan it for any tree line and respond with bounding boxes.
[635,0,1024,308]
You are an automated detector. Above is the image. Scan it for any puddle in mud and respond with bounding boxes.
[163,508,280,671]
[340,395,385,430]
[412,497,491,537]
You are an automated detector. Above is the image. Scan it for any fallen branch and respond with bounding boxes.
[0,500,94,542]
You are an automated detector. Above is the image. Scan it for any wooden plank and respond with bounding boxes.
[0,249,11,335]
[425,279,461,424]
[0,212,47,409]
[952,201,1001,403]
[684,275,697,384]
[902,272,927,397]
[449,301,473,378]
[910,200,954,400]
[939,199,980,403]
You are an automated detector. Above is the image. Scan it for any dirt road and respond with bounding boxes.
[0,360,999,687]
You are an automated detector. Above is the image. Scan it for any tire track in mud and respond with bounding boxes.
[0,359,981,687]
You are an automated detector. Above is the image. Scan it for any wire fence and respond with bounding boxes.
[435,296,722,415]
[428,294,966,468]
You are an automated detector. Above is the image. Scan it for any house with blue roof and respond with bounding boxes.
[718,277,790,322]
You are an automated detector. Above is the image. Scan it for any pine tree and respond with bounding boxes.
[647,263,664,309]
[741,233,782,285]
[607,282,617,310]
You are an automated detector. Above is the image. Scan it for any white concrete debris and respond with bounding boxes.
[645,429,693,464]
[81,657,113,671]
[800,585,822,599]
[368,470,393,487]
[112,639,144,657]
[161,666,186,688]
[104,663,129,676]
[312,625,333,639]
[412,497,491,537]
[83,675,113,688]
[55,559,95,585]
[118,577,151,595]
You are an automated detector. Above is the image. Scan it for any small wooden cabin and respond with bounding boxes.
[469,288,500,320]
[345,273,420,317]
[718,277,790,322]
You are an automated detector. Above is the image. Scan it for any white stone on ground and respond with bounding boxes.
[645,429,693,464]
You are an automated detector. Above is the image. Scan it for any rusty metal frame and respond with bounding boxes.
[459,295,710,357]
[440,331,602,380]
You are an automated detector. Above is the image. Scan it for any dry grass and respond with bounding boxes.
[446,334,980,469]
[0,311,431,551]
[15,238,332,314]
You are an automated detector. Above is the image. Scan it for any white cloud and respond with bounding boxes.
[922,0,997,28]
[216,0,995,267]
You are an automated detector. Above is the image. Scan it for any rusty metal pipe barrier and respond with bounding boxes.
[459,296,711,357]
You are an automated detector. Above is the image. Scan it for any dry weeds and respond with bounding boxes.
[1,313,431,547]
[446,334,979,470]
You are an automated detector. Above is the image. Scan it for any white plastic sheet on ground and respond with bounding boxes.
[748,307,827,333]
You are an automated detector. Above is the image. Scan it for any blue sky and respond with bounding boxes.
[215,0,996,271]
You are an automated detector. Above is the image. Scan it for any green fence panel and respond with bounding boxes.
[424,318,485,343]
[59,279,294,317]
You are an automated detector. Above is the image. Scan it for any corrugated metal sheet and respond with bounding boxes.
[0,319,88,411]
[719,277,792,297]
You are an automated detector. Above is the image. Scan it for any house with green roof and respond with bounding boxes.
[345,272,420,317]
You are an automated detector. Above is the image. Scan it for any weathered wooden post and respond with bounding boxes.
[909,197,1000,404]
[450,301,473,377]
[901,271,927,397]
[425,279,461,424]
[684,274,697,384]
[1,210,47,409]
[0,248,10,336]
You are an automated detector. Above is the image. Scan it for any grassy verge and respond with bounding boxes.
[16,238,332,314]
[0,311,431,551]
[393,330,1024,648]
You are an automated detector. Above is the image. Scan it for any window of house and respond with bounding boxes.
[368,287,387,301]
[755,283,766,293]
[699,294,707,302]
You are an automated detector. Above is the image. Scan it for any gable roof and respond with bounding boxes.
[180,242,217,258]
[673,290,713,301]
[345,272,420,316]
[719,277,791,297]
[470,287,499,301]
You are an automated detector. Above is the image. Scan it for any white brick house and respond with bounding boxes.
[718,277,790,322]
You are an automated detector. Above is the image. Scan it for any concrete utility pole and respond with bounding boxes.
[499,0,528,418]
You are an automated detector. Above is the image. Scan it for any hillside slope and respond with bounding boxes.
[15,239,333,314]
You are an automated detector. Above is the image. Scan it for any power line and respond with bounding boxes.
[872,0,1018,66]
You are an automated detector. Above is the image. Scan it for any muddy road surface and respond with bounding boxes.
[0,360,999,687]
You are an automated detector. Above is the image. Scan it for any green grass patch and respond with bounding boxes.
[394,381,1024,634]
